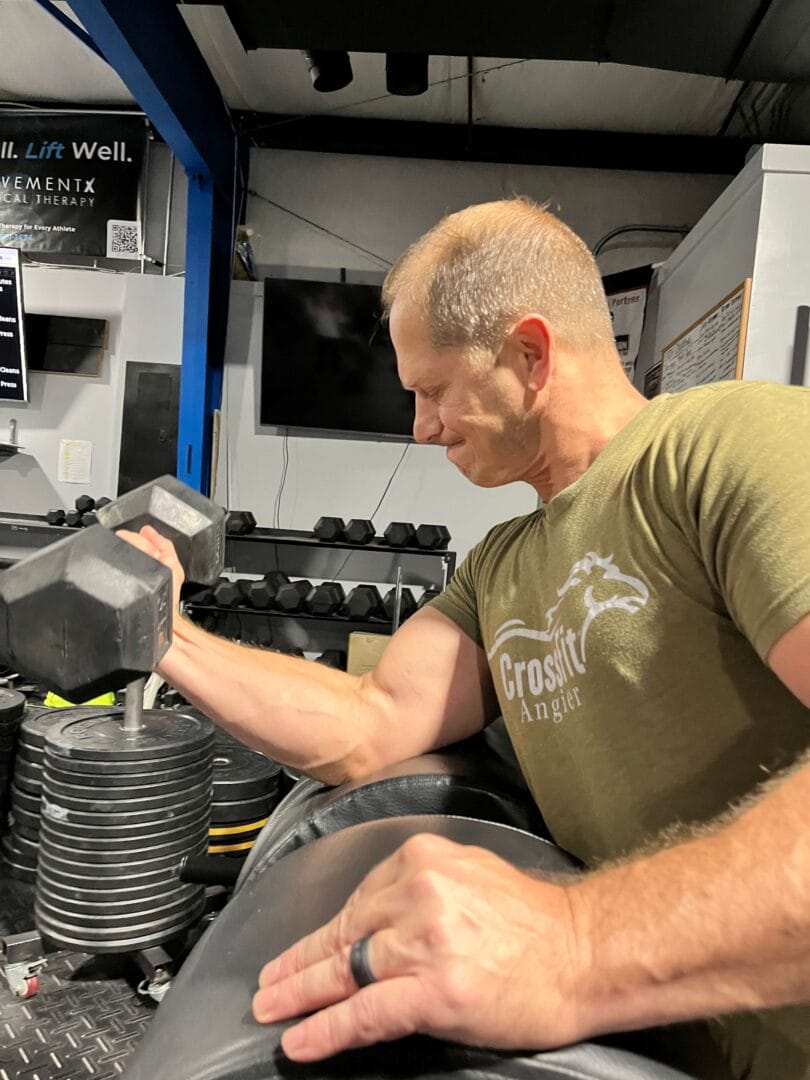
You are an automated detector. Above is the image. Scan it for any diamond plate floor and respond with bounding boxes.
[0,855,157,1079]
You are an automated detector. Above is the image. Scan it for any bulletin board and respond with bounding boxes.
[660,279,752,394]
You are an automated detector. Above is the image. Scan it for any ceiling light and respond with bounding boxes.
[302,50,353,93]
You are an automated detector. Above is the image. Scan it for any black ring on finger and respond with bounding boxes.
[349,934,377,989]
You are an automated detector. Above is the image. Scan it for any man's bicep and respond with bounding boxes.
[768,611,810,709]
[362,607,500,761]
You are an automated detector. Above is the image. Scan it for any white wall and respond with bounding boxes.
[0,267,184,514]
[2,144,734,557]
[222,148,731,561]
[643,144,810,390]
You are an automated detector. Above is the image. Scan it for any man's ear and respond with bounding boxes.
[511,314,553,392]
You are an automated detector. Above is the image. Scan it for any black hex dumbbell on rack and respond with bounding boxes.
[275,580,312,614]
[225,511,257,536]
[305,582,346,616]
[312,516,345,542]
[383,521,416,548]
[343,585,385,621]
[414,523,451,550]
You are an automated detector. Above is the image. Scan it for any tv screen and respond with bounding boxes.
[260,279,415,439]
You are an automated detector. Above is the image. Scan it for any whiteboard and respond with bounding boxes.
[660,279,751,394]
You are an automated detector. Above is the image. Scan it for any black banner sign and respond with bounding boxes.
[0,115,146,256]
[0,247,28,402]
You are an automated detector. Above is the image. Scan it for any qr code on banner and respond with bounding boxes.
[106,219,141,260]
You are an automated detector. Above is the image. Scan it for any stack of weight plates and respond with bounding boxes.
[3,705,58,880]
[209,743,281,857]
[36,709,215,954]
[0,689,26,821]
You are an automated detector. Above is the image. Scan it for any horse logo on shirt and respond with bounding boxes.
[487,552,649,663]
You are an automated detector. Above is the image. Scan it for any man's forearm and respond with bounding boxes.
[156,615,382,784]
[569,758,810,1036]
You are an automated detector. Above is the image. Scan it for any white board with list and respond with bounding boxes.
[660,279,752,394]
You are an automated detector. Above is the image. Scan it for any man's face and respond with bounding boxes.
[389,301,540,488]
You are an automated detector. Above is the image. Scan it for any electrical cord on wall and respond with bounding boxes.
[272,433,290,529]
[247,189,393,269]
[592,224,690,259]
[329,442,411,581]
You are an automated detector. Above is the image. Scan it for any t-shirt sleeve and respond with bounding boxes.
[679,383,810,661]
[428,536,486,647]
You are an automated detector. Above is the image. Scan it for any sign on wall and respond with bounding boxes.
[602,265,654,382]
[0,115,146,256]
[660,280,752,394]
[0,246,28,402]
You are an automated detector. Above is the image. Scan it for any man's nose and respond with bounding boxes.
[412,397,443,444]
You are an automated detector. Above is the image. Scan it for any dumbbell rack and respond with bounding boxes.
[188,527,456,654]
[0,513,68,569]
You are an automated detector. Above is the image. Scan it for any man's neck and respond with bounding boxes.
[527,368,649,503]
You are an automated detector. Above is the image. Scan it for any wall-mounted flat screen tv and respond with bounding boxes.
[260,278,414,439]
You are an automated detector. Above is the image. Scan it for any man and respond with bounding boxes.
[125,198,809,1079]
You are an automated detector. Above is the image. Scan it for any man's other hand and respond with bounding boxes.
[252,833,586,1061]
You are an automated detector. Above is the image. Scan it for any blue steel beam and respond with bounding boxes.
[62,0,242,495]
[67,0,235,192]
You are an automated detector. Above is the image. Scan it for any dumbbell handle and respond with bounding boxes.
[123,676,145,733]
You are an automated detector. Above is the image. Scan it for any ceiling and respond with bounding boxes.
[0,1,807,171]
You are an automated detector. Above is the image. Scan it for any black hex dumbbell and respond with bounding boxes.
[383,521,416,548]
[95,497,112,511]
[315,650,347,670]
[344,519,375,545]
[75,494,95,515]
[383,586,417,624]
[306,582,346,616]
[65,509,83,528]
[414,524,451,550]
[417,588,441,609]
[344,585,385,620]
[246,570,289,609]
[81,511,99,528]
[313,517,346,542]
[213,579,242,608]
[276,579,313,614]
[226,510,257,536]
[46,509,66,526]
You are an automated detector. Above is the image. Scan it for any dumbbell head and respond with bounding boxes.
[383,521,416,547]
[212,580,241,608]
[96,475,226,585]
[247,571,289,609]
[75,494,95,514]
[0,526,172,701]
[81,511,98,528]
[383,586,417,623]
[305,582,346,616]
[414,524,451,550]
[417,588,440,609]
[65,509,82,528]
[46,509,66,527]
[275,579,312,614]
[344,519,375,545]
[313,517,345,542]
[344,584,384,620]
[226,510,257,536]
[315,650,347,670]
[95,497,112,510]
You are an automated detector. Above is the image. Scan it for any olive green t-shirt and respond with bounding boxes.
[431,381,810,1079]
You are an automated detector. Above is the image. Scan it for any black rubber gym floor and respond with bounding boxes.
[0,853,156,1079]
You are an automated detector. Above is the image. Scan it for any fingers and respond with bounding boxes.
[257,850,413,990]
[254,929,398,1024]
[115,528,162,561]
[280,979,423,1062]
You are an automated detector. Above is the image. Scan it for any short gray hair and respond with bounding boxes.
[382,197,614,354]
